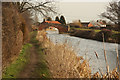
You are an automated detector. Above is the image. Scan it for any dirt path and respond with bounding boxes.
[18,44,40,78]
[16,32,50,78]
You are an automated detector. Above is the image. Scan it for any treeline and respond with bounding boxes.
[44,15,66,25]
[55,16,66,25]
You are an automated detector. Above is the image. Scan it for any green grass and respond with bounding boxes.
[2,43,32,78]
[74,28,120,33]
[74,28,101,32]
[112,30,120,34]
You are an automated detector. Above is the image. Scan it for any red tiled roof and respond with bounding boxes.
[88,23,93,27]
[45,21,61,24]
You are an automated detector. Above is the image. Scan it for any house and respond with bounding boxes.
[69,23,82,28]
[88,23,94,27]
[88,20,106,29]
[69,20,82,28]
[81,22,89,27]
[38,21,68,33]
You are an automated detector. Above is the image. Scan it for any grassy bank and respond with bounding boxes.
[69,28,120,43]
[2,43,32,78]
[73,28,120,33]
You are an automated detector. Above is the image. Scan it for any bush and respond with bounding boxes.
[106,25,119,31]
[2,2,31,68]
[95,29,112,42]
[71,30,95,39]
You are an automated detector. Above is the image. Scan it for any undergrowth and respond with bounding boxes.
[2,43,32,78]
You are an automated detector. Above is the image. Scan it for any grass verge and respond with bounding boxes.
[74,28,120,33]
[2,43,32,78]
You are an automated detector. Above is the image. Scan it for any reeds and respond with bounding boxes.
[36,30,120,79]
[36,30,91,78]
[115,43,120,72]
[102,33,109,75]
[92,33,120,78]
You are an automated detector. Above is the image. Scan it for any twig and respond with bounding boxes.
[94,51,99,59]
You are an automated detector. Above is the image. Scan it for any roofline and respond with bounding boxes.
[81,22,90,23]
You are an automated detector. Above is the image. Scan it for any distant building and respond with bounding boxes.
[88,23,94,28]
[81,22,89,27]
[69,20,82,28]
[88,20,106,29]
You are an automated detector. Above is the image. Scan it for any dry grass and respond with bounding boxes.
[36,30,120,79]
[36,30,91,78]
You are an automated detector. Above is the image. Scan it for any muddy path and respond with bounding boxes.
[18,44,40,78]
[17,32,50,78]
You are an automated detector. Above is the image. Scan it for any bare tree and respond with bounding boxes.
[101,1,120,43]
[101,1,120,27]
[13,0,57,17]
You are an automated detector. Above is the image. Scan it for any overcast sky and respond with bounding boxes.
[38,0,116,23]
[59,0,112,2]
[56,1,112,23]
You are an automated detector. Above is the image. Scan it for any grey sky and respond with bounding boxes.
[56,2,110,23]
[60,0,112,2]
[38,0,115,23]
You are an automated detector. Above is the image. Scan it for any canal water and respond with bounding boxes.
[46,31,120,74]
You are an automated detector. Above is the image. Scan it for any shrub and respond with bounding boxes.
[95,29,112,42]
[71,30,95,39]
[2,2,31,68]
